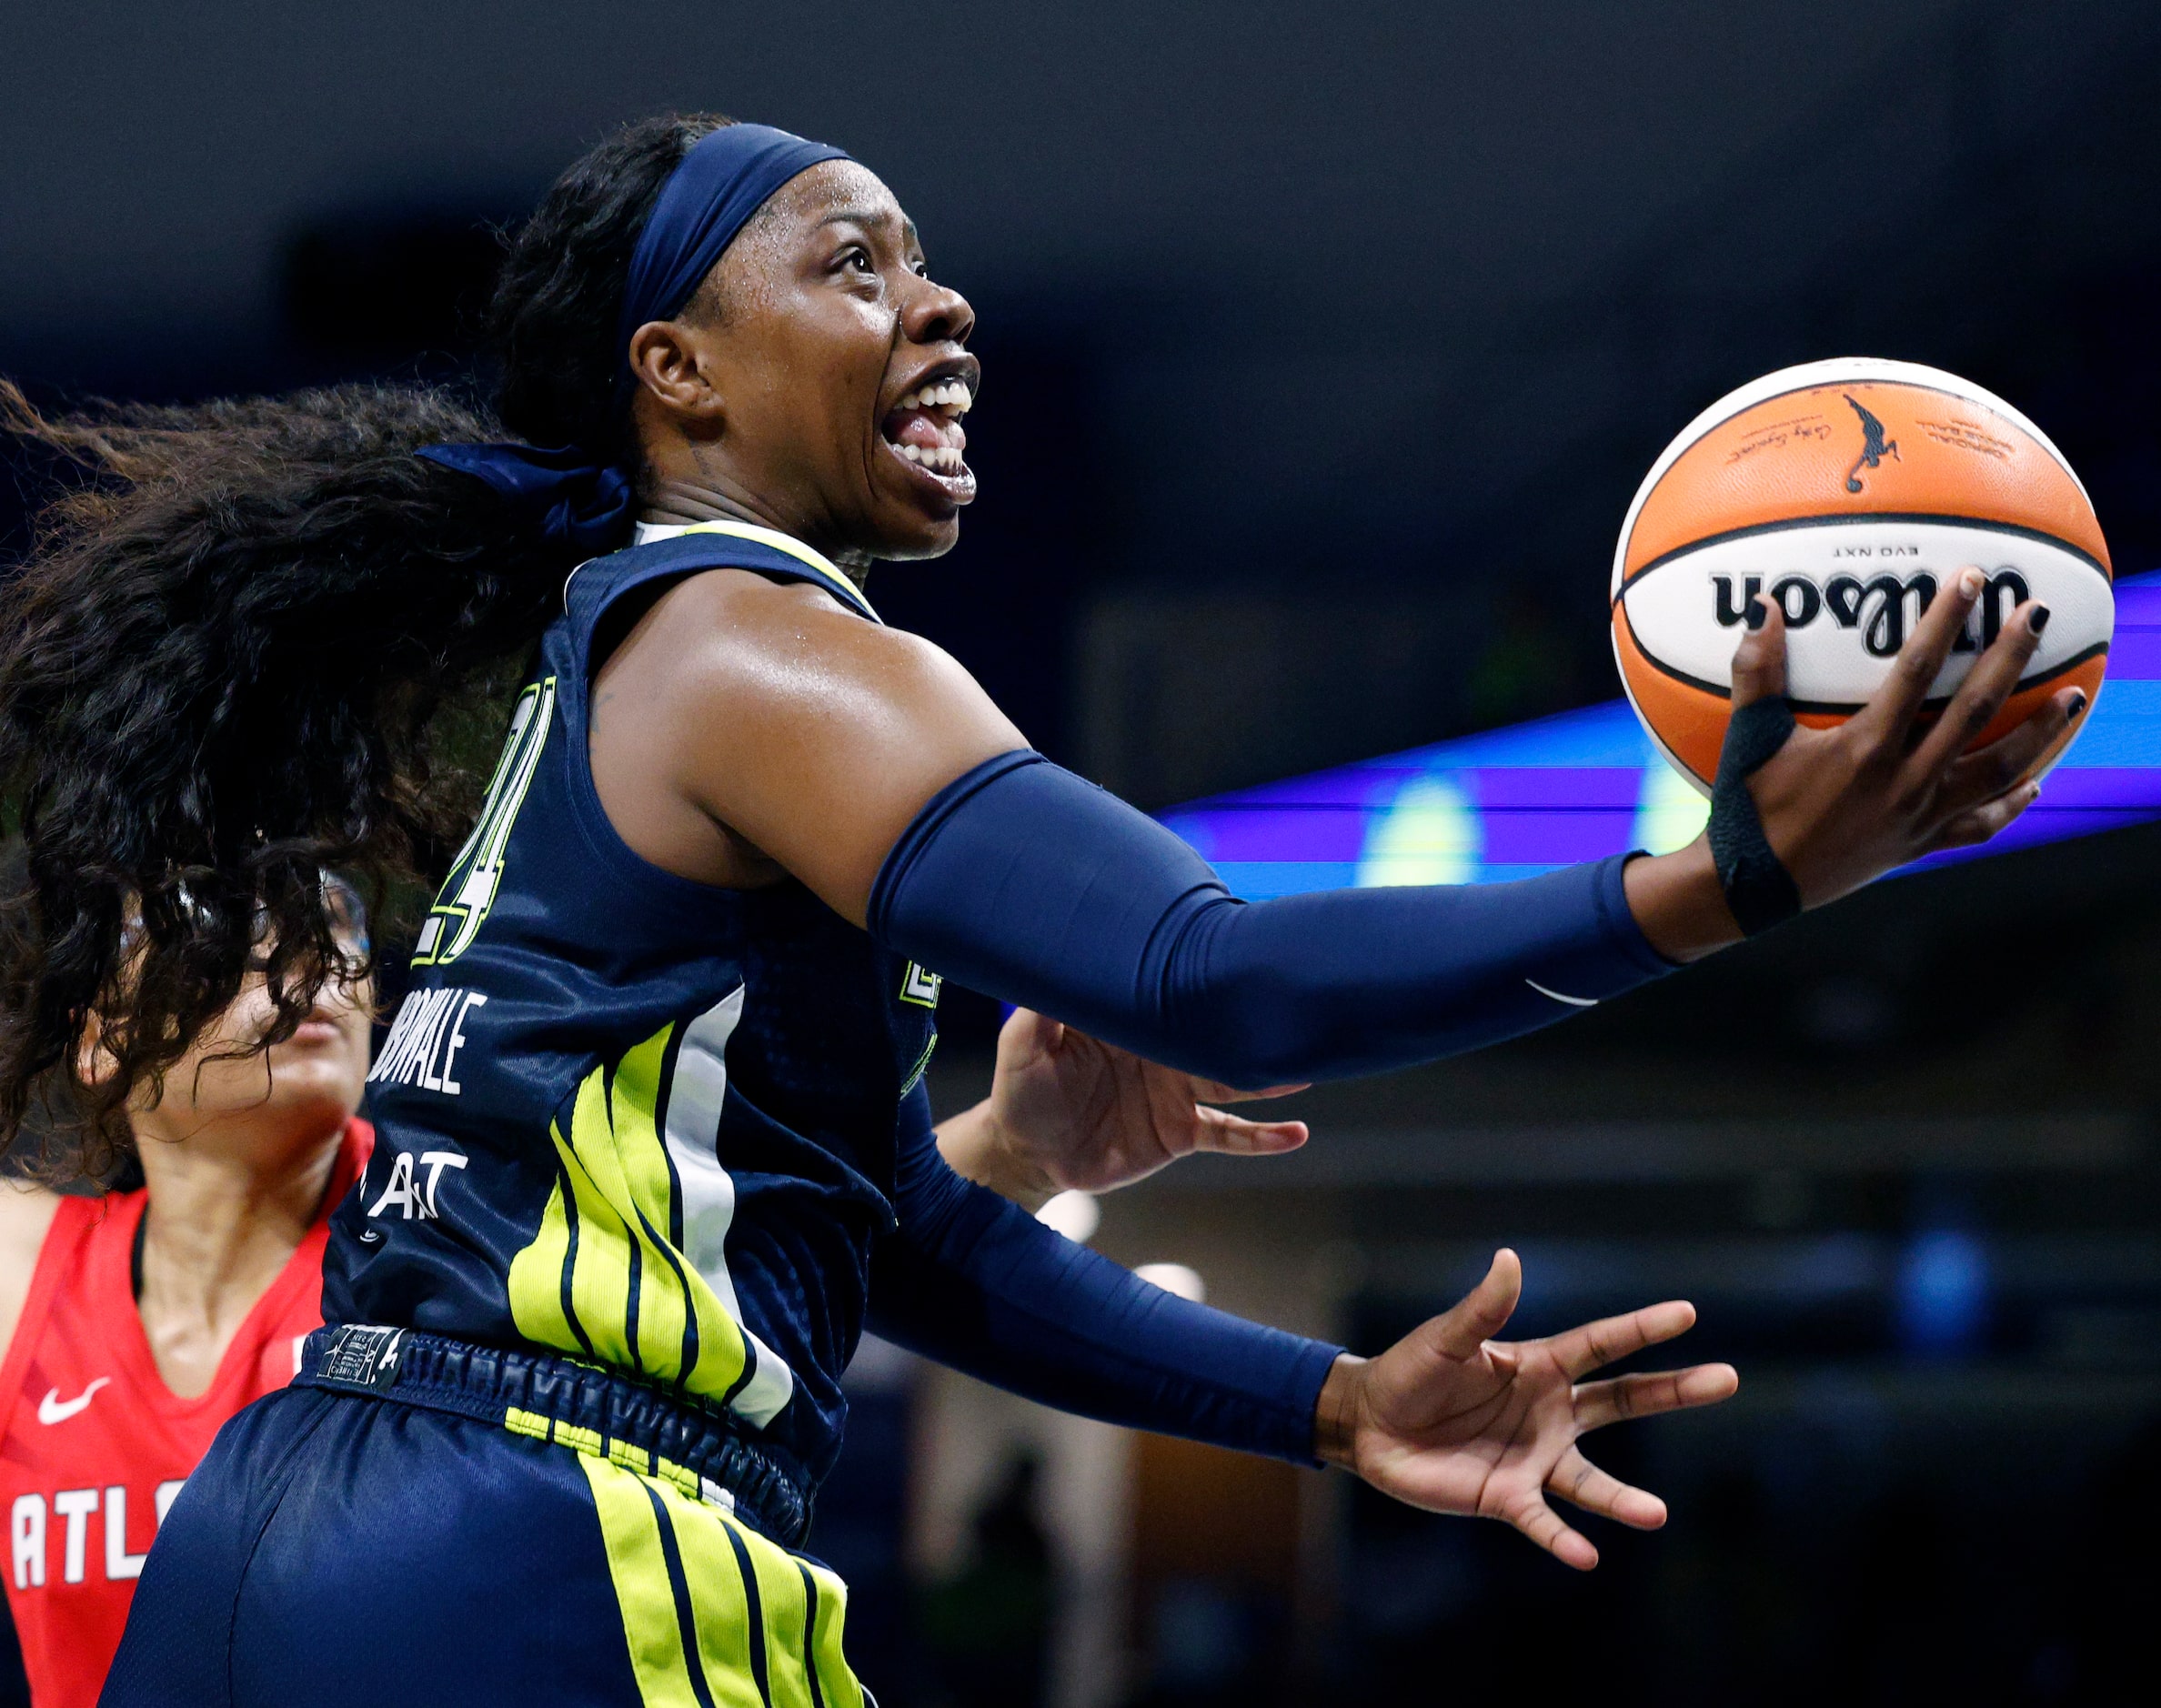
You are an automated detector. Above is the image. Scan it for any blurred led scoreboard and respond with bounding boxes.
[1160,572,2161,895]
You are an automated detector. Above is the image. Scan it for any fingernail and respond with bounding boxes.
[1959,568,1985,598]
[1745,596,1767,631]
[2029,603,2052,636]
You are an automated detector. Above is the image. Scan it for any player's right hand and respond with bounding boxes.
[1623,565,2086,959]
[1736,564,2083,910]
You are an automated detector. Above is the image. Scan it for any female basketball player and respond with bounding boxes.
[0,882,373,1708]
[0,884,1297,1708]
[0,116,2073,1704]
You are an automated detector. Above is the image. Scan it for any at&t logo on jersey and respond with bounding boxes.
[363,1146,468,1221]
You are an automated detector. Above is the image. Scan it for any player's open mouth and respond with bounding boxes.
[879,375,974,496]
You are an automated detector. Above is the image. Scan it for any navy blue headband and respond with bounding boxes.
[420,123,853,558]
[615,124,851,380]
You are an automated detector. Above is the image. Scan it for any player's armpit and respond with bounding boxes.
[588,566,1024,921]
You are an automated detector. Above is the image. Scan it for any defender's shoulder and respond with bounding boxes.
[0,1182,64,1365]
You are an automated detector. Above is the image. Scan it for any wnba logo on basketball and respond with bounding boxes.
[1711,568,2031,657]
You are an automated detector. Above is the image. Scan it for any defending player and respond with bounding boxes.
[0,116,2070,1703]
[0,882,374,1708]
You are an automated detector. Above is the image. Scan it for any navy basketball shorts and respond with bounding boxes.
[102,1329,863,1707]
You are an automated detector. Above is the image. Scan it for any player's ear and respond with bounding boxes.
[626,318,727,438]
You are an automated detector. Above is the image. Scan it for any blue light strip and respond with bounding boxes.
[1161,571,2161,895]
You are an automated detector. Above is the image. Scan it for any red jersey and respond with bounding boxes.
[0,1121,369,1708]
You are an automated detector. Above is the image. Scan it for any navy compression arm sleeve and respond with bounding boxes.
[868,1087,1342,1463]
[868,750,1674,1087]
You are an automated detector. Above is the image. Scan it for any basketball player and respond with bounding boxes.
[0,882,374,1708]
[0,116,2070,1704]
[0,879,1303,1708]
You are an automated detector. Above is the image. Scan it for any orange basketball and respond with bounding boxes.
[1611,357,2112,792]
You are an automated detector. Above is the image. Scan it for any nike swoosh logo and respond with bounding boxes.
[36,1378,110,1425]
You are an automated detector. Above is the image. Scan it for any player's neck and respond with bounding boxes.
[126,1118,343,1399]
[641,477,874,586]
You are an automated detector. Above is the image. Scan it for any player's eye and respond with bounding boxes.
[840,246,875,275]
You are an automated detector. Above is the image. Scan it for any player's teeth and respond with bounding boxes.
[900,444,920,463]
[896,381,972,417]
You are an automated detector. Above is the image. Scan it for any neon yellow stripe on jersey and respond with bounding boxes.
[567,1036,689,1381]
[671,520,879,623]
[507,1022,767,1410]
[505,1130,582,1354]
[555,1090,640,1371]
[604,1026,705,1381]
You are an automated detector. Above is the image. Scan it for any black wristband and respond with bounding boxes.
[1707,697,1802,936]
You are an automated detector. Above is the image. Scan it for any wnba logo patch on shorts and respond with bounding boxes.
[312,1327,406,1392]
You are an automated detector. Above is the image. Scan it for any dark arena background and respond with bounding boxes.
[5,4,2161,1703]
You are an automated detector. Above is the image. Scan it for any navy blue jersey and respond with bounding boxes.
[329,520,940,1488]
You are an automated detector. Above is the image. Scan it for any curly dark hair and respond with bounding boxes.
[0,112,733,1176]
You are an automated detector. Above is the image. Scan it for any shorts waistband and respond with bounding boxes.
[296,1324,812,1549]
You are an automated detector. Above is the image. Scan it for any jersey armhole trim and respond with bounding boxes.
[554,540,872,912]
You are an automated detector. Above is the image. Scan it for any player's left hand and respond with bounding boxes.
[1314,1249,1737,1571]
[941,1007,1308,1211]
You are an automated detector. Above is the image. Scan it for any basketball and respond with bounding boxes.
[1611,357,2113,792]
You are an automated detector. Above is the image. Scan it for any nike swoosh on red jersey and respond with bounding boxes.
[35,1378,111,1425]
